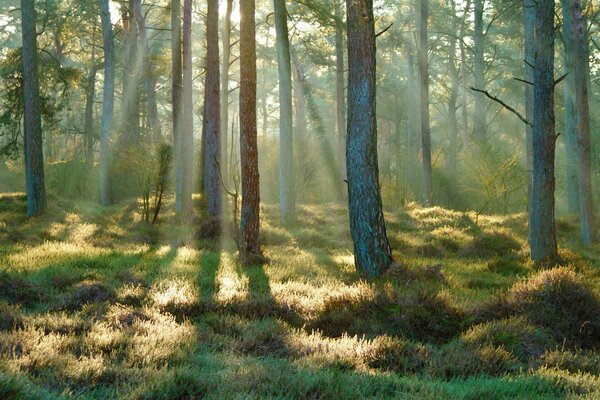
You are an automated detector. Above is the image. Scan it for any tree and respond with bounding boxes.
[181,0,193,216]
[524,0,534,239]
[239,0,264,264]
[121,0,140,143]
[172,0,184,214]
[345,0,393,277]
[220,0,233,184]
[530,0,557,263]
[20,0,46,216]
[273,0,296,225]
[571,0,596,244]
[473,0,486,141]
[417,0,432,205]
[99,0,115,206]
[203,0,222,221]
[561,0,580,214]
[335,0,346,180]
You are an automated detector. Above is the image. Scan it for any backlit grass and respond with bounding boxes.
[0,193,599,399]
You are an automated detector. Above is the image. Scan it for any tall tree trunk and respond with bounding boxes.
[459,1,470,147]
[525,0,535,239]
[345,0,393,278]
[335,0,346,181]
[447,0,459,179]
[240,0,263,264]
[181,0,194,216]
[274,0,296,225]
[121,2,140,144]
[204,0,222,220]
[220,0,233,183]
[85,47,99,168]
[405,48,420,198]
[473,0,486,141]
[530,0,557,263]
[417,0,432,205]
[133,0,161,142]
[571,0,596,243]
[99,0,115,206]
[172,0,183,214]
[20,0,46,216]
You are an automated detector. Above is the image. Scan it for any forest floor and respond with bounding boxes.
[1,193,600,399]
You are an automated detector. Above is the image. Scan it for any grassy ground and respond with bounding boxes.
[1,193,600,399]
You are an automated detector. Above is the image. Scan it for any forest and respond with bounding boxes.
[1,0,600,398]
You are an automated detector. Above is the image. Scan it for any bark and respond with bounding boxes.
[530,0,557,263]
[20,0,47,216]
[133,0,161,142]
[203,0,222,219]
[525,0,534,237]
[473,0,486,141]
[85,50,100,167]
[459,1,470,147]
[416,0,432,205]
[571,0,596,243]
[99,0,115,206]
[335,0,346,180]
[447,0,459,178]
[274,0,296,225]
[240,0,263,263]
[172,0,183,214]
[345,0,393,278]
[405,49,420,195]
[181,0,194,216]
[121,1,140,143]
[220,0,233,184]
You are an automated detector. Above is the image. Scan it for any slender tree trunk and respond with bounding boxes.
[530,0,557,263]
[99,0,115,206]
[181,0,194,216]
[85,53,99,168]
[133,0,161,142]
[20,0,46,216]
[405,49,420,198]
[172,0,183,214]
[204,0,222,219]
[473,0,486,141]
[525,0,535,238]
[240,0,263,264]
[345,0,393,278]
[335,0,346,181]
[459,0,470,147]
[121,2,140,144]
[416,0,432,205]
[274,0,296,224]
[447,0,459,179]
[571,0,596,243]
[220,0,233,184]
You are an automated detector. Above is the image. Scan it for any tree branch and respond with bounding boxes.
[470,87,531,126]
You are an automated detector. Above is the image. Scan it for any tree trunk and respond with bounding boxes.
[133,0,161,142]
[345,0,393,278]
[181,0,194,216]
[220,0,233,184]
[121,1,140,144]
[459,1,470,147]
[416,0,432,205]
[530,0,557,263]
[473,0,486,141]
[85,53,99,168]
[525,0,534,238]
[172,0,184,214]
[335,0,346,181]
[20,0,46,216]
[571,0,596,243]
[240,0,263,264]
[274,0,296,225]
[405,48,420,199]
[99,0,115,206]
[204,0,222,219]
[447,0,459,179]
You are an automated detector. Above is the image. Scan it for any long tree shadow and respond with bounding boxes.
[199,251,220,307]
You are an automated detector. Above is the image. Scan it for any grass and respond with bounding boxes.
[0,193,599,399]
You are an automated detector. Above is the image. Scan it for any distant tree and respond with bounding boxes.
[524,0,534,240]
[172,0,184,214]
[530,0,557,263]
[99,0,115,206]
[334,0,346,181]
[20,0,46,216]
[239,0,264,265]
[121,0,140,143]
[473,0,486,141]
[273,0,296,225]
[447,0,459,178]
[570,0,596,244]
[181,0,193,216]
[220,0,233,184]
[345,0,393,277]
[203,0,222,221]
[416,0,432,205]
